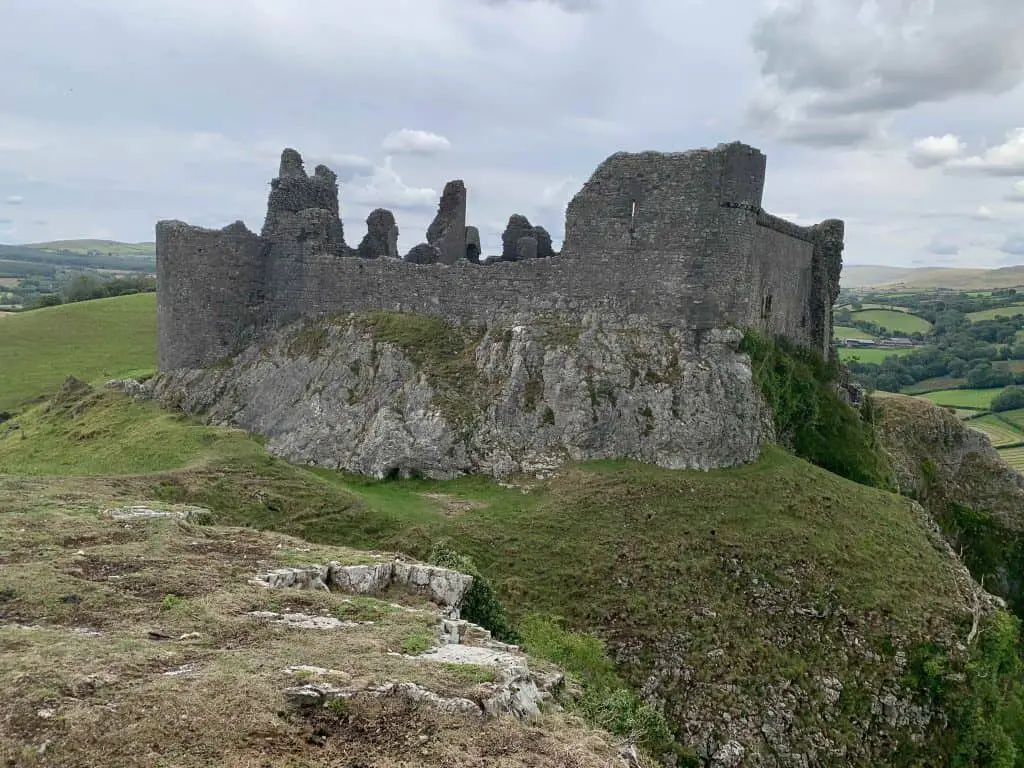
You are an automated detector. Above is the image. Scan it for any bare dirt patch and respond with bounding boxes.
[420,492,489,517]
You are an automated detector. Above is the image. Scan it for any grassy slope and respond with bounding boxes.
[849,309,932,334]
[0,391,978,720]
[833,325,876,340]
[837,346,917,363]
[967,304,1024,322]
[843,265,1024,291]
[919,388,1005,410]
[20,239,155,256]
[0,293,156,412]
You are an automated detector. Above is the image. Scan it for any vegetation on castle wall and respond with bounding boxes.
[741,330,893,489]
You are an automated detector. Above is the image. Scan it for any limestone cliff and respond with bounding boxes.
[145,312,772,480]
[874,393,1024,614]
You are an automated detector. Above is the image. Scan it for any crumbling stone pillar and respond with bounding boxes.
[516,235,538,261]
[426,180,467,265]
[357,208,400,259]
[404,243,442,264]
[262,148,348,258]
[500,214,534,261]
[533,225,555,258]
[465,226,481,261]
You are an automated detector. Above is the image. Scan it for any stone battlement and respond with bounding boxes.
[156,141,843,371]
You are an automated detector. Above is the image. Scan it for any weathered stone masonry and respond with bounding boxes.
[156,141,843,371]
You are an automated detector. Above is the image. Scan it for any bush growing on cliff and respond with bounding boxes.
[902,611,1024,767]
[427,541,519,643]
[740,331,892,489]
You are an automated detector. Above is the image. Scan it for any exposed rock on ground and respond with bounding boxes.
[145,312,772,480]
[0,494,629,767]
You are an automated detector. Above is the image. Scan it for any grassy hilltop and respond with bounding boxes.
[4,295,1024,764]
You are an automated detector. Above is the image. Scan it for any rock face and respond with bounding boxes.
[357,208,400,259]
[426,180,467,265]
[404,243,443,264]
[145,313,772,480]
[875,393,1024,613]
[262,148,348,258]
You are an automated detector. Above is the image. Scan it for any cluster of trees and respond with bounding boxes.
[31,273,155,308]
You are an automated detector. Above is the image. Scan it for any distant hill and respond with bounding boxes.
[843,264,1024,291]
[20,239,155,257]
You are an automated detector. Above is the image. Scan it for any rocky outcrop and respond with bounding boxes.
[145,312,772,480]
[874,393,1024,614]
[465,225,481,261]
[426,180,467,265]
[356,208,400,259]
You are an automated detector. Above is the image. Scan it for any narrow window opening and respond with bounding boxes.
[629,200,637,234]
[761,294,773,320]
[800,313,807,328]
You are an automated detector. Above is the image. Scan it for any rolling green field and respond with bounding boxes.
[902,376,967,394]
[967,415,1024,448]
[849,309,932,334]
[833,325,876,340]
[998,446,1024,472]
[0,292,156,412]
[918,388,1005,410]
[838,347,917,363]
[966,304,1024,322]
[23,239,155,257]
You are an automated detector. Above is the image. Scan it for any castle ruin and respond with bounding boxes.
[156,141,843,372]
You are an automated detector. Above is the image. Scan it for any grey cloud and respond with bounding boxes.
[1008,182,1024,202]
[750,0,1024,146]
[0,217,13,225]
[308,154,375,183]
[477,0,598,12]
[927,239,960,256]
[1001,234,1024,256]
[945,128,1024,177]
[5,195,24,205]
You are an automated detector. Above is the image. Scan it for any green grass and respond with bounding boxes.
[998,446,1024,472]
[0,389,261,475]
[838,347,917,363]
[23,239,155,257]
[967,415,1024,448]
[966,304,1024,322]
[0,292,156,412]
[849,309,932,334]
[918,388,1005,410]
[996,409,1024,430]
[901,377,968,395]
[833,325,876,340]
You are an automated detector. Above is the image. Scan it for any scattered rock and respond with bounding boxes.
[103,504,209,521]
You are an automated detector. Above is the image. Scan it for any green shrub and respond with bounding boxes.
[740,331,893,489]
[902,611,1024,767]
[428,541,519,643]
[519,614,683,760]
[992,386,1024,413]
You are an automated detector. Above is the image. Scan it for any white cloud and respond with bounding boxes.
[4,195,24,205]
[1001,234,1024,257]
[907,134,965,169]
[349,157,437,212]
[380,129,452,156]
[946,128,1024,176]
[974,205,995,221]
[1009,181,1024,202]
[478,0,598,11]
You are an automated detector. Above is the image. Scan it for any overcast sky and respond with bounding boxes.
[1,0,1023,266]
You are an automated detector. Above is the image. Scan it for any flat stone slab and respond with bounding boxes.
[247,611,368,630]
[103,505,210,521]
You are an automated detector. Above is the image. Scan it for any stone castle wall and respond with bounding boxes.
[156,141,843,371]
